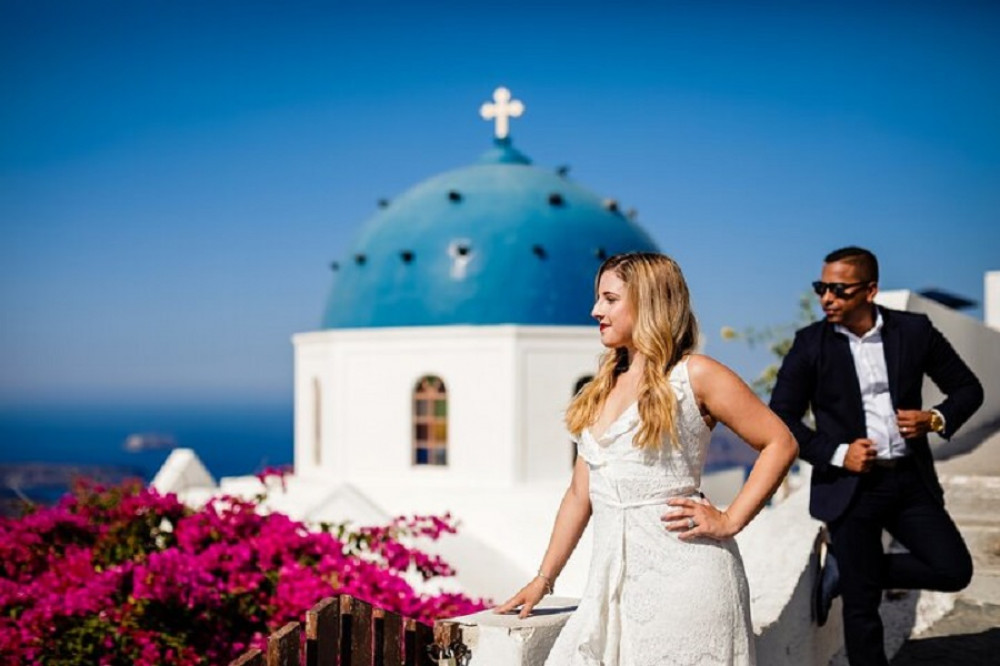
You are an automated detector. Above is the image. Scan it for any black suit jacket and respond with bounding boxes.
[769,306,984,523]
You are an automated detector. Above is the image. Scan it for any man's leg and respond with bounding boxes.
[884,464,973,592]
[829,473,895,666]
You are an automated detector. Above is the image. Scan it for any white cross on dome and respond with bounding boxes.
[480,87,524,139]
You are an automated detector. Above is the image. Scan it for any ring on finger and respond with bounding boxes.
[686,517,696,530]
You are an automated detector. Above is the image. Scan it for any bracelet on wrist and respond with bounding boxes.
[536,570,555,595]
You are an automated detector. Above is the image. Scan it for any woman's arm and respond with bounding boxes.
[494,454,592,618]
[663,354,798,540]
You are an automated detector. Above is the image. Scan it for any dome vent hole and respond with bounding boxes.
[400,250,414,264]
[595,248,608,261]
[532,244,548,259]
[354,254,367,266]
[447,190,463,202]
[603,198,619,213]
[330,261,340,271]
[548,192,564,207]
[377,198,390,209]
[448,240,473,279]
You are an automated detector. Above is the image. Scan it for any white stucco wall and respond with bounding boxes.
[150,448,216,503]
[987,271,1000,331]
[876,290,1000,456]
[293,326,512,487]
[514,329,604,483]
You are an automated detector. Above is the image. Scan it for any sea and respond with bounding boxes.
[0,402,758,513]
[0,402,293,510]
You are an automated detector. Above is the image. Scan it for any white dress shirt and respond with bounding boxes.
[830,311,909,466]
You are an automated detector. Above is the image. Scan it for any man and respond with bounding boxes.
[770,246,983,665]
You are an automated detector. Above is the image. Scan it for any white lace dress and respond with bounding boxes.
[545,359,755,665]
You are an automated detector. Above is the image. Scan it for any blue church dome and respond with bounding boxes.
[322,138,659,328]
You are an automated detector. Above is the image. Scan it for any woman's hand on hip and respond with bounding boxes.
[661,496,739,541]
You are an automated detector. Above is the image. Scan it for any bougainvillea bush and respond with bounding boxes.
[0,473,487,665]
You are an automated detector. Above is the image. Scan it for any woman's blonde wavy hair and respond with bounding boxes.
[565,252,699,450]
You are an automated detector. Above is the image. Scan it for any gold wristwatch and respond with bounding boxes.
[928,410,945,434]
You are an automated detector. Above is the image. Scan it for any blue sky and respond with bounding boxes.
[2,1,998,405]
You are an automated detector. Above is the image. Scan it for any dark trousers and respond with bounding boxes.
[828,458,973,666]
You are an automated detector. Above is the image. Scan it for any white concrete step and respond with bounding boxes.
[958,524,1000,572]
[955,524,1000,606]
[941,475,1000,527]
[941,475,1000,606]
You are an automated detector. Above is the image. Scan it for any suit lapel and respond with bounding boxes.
[880,307,901,408]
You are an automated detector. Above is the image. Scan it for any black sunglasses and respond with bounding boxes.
[812,281,871,299]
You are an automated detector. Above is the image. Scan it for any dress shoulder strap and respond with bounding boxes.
[668,356,706,432]
[668,355,692,384]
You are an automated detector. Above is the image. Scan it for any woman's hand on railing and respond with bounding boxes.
[493,576,549,619]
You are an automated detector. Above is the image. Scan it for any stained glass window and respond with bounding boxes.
[413,375,448,466]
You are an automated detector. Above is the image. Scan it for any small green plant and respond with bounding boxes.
[721,291,818,399]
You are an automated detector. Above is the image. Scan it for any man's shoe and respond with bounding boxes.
[813,547,840,627]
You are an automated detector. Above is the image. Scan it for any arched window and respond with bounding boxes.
[413,375,448,466]
[312,377,322,466]
[571,375,594,465]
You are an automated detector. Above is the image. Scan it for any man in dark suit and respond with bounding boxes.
[770,246,983,665]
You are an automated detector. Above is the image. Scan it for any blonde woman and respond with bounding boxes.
[496,253,797,665]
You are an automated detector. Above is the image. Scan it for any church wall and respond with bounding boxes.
[513,328,604,483]
[294,326,532,487]
[338,341,515,485]
[876,290,1000,457]
[293,343,335,479]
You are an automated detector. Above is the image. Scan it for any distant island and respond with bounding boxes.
[0,462,147,516]
[123,433,177,452]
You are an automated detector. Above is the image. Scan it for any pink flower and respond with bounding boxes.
[0,480,487,664]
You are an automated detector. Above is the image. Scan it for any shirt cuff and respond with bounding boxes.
[830,443,850,467]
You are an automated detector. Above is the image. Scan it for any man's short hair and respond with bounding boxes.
[824,246,879,282]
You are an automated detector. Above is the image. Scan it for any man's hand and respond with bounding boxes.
[896,409,933,439]
[844,438,876,473]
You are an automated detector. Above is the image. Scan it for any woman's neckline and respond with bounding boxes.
[586,399,638,442]
[584,358,691,442]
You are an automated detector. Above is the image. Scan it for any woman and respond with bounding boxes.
[496,253,797,665]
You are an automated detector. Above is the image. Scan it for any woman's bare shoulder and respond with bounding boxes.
[684,353,726,376]
[684,354,741,393]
